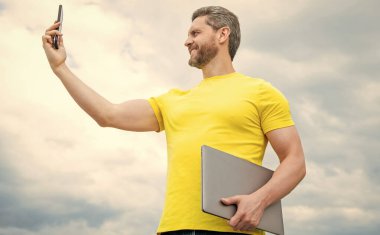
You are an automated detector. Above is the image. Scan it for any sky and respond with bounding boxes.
[0,0,379,234]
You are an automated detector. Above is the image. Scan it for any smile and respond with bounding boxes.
[189,46,198,55]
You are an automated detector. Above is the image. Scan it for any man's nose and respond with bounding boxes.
[184,37,193,47]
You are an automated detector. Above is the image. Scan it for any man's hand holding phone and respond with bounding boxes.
[42,5,66,71]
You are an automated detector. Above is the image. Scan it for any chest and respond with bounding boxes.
[162,85,260,130]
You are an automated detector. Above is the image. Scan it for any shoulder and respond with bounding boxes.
[150,88,191,107]
[235,74,290,107]
[234,73,275,89]
[155,88,190,98]
[233,73,283,97]
[241,76,288,101]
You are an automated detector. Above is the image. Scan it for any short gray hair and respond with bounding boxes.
[192,6,241,61]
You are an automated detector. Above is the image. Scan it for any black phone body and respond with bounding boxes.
[53,5,63,49]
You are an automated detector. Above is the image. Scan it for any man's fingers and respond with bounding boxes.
[223,195,244,229]
[42,22,64,50]
[232,216,256,232]
[42,35,53,45]
[224,194,263,232]
[45,29,62,37]
[229,211,243,227]
[45,22,61,32]
[233,215,247,231]
[221,195,241,206]
[241,223,254,232]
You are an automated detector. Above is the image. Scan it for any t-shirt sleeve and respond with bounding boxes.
[258,82,295,134]
[148,96,165,132]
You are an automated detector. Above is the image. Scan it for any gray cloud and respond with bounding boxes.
[0,195,121,230]
[289,215,380,235]
[1,0,379,235]
[0,139,120,230]
[244,0,379,60]
[0,1,5,13]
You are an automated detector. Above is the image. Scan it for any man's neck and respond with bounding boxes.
[201,56,235,79]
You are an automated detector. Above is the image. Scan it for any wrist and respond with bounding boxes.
[250,188,272,209]
[52,63,68,76]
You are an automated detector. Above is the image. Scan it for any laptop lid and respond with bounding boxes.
[201,145,284,235]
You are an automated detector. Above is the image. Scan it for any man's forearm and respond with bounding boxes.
[254,153,306,208]
[53,64,114,126]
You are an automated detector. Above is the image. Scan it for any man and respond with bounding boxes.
[42,6,306,235]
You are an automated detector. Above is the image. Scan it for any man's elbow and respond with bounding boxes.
[95,112,114,128]
[298,158,307,181]
[97,119,109,127]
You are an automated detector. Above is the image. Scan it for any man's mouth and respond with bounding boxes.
[189,46,198,55]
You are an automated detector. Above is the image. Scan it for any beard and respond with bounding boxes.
[188,40,218,69]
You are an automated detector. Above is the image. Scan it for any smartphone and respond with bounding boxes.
[53,5,63,49]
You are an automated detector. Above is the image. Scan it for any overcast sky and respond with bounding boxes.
[0,0,379,234]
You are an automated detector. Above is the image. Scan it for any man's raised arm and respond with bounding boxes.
[42,22,159,132]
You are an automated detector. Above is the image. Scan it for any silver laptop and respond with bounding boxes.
[201,145,284,235]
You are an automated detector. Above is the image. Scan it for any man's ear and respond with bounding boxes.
[218,27,231,44]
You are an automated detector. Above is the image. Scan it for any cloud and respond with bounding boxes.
[242,0,379,58]
[0,195,121,230]
[0,0,379,235]
[0,2,5,13]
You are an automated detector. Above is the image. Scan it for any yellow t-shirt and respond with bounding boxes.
[148,72,294,234]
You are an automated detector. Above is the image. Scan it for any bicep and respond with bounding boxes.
[266,126,304,162]
[108,99,160,132]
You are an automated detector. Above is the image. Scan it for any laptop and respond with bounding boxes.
[201,145,284,235]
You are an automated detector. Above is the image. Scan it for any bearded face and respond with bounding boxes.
[188,38,218,69]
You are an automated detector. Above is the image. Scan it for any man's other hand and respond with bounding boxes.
[221,192,266,232]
